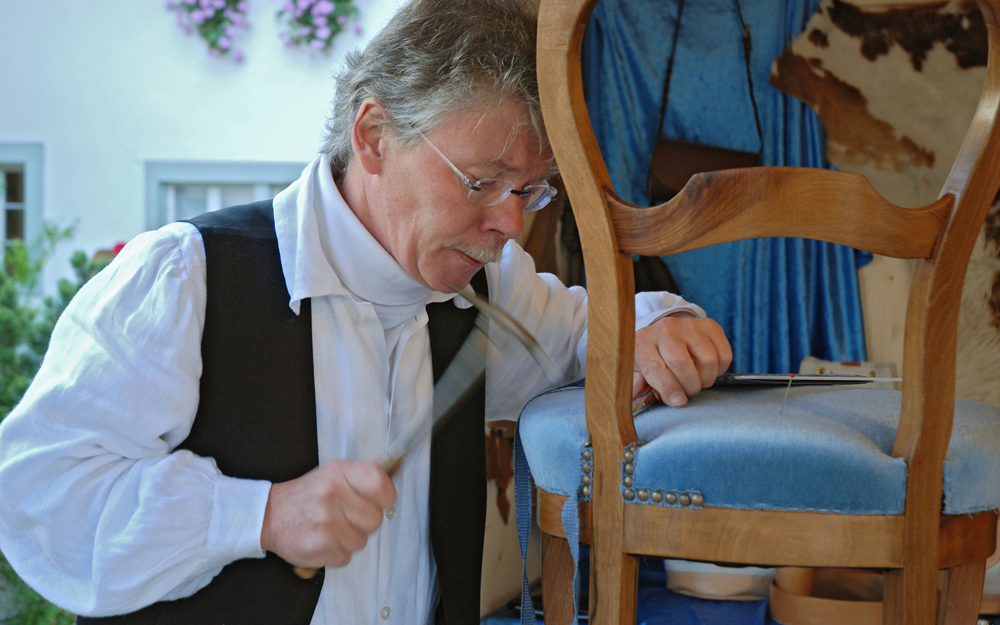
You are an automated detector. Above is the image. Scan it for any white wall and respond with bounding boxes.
[0,0,405,292]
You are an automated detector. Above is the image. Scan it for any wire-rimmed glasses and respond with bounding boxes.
[418,131,557,213]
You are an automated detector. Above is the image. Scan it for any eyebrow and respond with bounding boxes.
[482,156,519,175]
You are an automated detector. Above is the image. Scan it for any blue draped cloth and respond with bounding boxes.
[581,0,871,373]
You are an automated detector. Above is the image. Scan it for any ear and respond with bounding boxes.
[351,98,389,176]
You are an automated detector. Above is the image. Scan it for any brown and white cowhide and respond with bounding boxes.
[770,0,1000,408]
[958,195,1000,407]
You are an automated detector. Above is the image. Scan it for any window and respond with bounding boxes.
[0,144,43,248]
[145,161,307,230]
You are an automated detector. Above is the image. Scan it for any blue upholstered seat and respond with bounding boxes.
[519,382,1000,516]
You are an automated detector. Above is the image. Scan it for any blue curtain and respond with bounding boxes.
[581,0,871,373]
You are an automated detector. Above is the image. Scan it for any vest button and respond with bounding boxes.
[380,606,391,620]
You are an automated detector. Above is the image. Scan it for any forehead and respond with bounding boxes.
[427,102,551,177]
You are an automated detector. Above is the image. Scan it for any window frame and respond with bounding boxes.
[0,143,44,248]
[144,161,307,230]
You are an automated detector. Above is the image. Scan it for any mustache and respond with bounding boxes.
[443,239,505,264]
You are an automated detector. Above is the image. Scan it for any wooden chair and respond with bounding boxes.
[519,0,1000,623]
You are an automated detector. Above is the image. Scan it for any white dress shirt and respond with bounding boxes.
[0,155,702,623]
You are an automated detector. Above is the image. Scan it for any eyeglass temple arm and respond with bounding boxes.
[417,131,481,192]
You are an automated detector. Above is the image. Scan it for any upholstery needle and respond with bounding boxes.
[778,373,795,416]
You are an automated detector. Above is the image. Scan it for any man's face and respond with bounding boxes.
[368,101,551,292]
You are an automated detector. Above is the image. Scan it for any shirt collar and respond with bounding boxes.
[274,155,459,315]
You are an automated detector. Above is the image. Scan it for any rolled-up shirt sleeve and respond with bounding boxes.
[0,223,270,617]
[484,241,704,421]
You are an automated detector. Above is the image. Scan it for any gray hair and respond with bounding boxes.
[321,0,547,175]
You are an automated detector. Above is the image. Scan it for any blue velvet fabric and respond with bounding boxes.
[581,0,871,373]
[518,383,1000,515]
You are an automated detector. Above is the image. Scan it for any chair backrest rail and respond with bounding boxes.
[607,168,955,259]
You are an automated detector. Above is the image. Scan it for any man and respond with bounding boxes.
[0,0,731,623]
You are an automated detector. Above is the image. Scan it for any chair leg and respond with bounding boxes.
[939,560,986,625]
[884,565,940,625]
[590,543,639,624]
[541,532,577,625]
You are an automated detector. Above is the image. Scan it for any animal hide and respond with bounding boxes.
[770,0,999,408]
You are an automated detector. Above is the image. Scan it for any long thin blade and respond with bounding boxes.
[446,282,561,384]
[380,315,490,473]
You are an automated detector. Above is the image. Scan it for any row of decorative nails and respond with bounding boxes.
[621,443,704,508]
[579,439,593,500]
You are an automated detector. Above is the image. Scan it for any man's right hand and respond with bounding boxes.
[260,460,397,569]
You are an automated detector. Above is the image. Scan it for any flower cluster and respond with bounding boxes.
[277,0,360,53]
[167,0,250,61]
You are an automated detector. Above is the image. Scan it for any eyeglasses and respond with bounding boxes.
[418,131,557,213]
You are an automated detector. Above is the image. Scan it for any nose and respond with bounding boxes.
[483,193,524,240]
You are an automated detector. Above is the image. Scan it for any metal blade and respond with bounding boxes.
[380,314,490,473]
[445,281,561,384]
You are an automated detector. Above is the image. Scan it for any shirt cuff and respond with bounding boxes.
[636,304,706,330]
[205,475,271,569]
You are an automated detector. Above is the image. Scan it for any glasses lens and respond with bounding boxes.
[468,179,556,212]
[521,184,556,212]
[468,179,514,206]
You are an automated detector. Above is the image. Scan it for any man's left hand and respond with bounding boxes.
[632,313,733,408]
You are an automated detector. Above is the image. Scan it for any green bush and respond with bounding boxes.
[1,223,112,625]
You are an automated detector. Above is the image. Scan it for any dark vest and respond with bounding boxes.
[79,201,487,625]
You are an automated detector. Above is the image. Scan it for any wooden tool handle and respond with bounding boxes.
[293,565,319,579]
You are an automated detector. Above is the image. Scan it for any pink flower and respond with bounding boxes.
[313,0,334,16]
[315,26,331,39]
[213,0,225,8]
[310,38,326,50]
[313,15,328,26]
[112,242,126,256]
[183,0,197,4]
[218,36,231,49]
[231,13,245,26]
[224,26,237,36]
[190,9,206,23]
[233,49,245,62]
[353,23,362,35]
[237,1,248,12]
[336,14,347,24]
[282,1,294,12]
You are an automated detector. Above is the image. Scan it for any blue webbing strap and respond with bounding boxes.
[561,496,581,625]
[514,419,538,625]
[515,419,584,625]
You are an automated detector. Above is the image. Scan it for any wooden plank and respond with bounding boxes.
[606,168,954,259]
[622,504,904,568]
[541,489,995,569]
[938,511,998,569]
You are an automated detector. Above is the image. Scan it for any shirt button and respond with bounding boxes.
[385,506,396,520]
[380,606,391,620]
[391,405,397,419]
[355,315,368,326]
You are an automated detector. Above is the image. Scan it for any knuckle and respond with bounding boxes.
[330,551,352,568]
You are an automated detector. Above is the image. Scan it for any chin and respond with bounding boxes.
[429,266,479,293]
